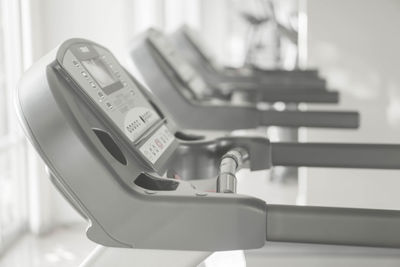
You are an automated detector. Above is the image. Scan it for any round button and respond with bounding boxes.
[97,92,104,99]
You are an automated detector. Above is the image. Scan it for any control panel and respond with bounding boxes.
[139,125,175,164]
[147,30,212,99]
[60,42,177,165]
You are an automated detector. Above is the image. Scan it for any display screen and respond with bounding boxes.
[82,58,116,88]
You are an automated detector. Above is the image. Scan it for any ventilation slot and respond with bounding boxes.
[134,173,179,191]
[175,131,204,141]
[93,129,127,165]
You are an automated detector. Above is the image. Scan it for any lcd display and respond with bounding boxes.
[82,58,116,88]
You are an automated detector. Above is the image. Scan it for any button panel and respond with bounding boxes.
[139,125,174,164]
[62,43,177,167]
[63,45,163,143]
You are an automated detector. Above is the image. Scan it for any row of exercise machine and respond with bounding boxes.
[16,26,400,265]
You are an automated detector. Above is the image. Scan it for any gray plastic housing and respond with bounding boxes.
[16,38,267,251]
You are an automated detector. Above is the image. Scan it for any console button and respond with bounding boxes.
[106,102,113,109]
[97,91,105,99]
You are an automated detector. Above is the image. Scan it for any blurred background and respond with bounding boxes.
[0,0,400,266]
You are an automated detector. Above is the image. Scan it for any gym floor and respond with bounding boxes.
[0,223,95,267]
[2,223,400,267]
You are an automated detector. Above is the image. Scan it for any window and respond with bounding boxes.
[0,0,29,253]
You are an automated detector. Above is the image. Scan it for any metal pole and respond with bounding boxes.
[217,148,248,193]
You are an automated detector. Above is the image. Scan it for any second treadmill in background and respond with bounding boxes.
[170,25,327,90]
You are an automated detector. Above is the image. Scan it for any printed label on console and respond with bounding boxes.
[139,125,174,164]
[123,107,160,141]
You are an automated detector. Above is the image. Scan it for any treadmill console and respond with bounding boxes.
[60,41,177,166]
[181,26,220,69]
[16,38,268,251]
[147,29,212,99]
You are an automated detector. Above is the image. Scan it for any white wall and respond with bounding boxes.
[164,0,201,32]
[199,0,233,65]
[29,0,142,61]
[302,0,400,209]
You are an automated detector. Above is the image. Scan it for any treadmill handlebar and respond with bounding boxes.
[266,204,400,248]
[271,142,400,169]
[258,90,339,104]
[182,104,360,130]
[261,110,360,129]
[227,86,339,104]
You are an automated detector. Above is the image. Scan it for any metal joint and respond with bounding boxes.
[217,148,248,193]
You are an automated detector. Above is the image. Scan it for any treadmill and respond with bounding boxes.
[155,29,339,105]
[170,25,327,90]
[16,38,400,266]
[127,29,359,131]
